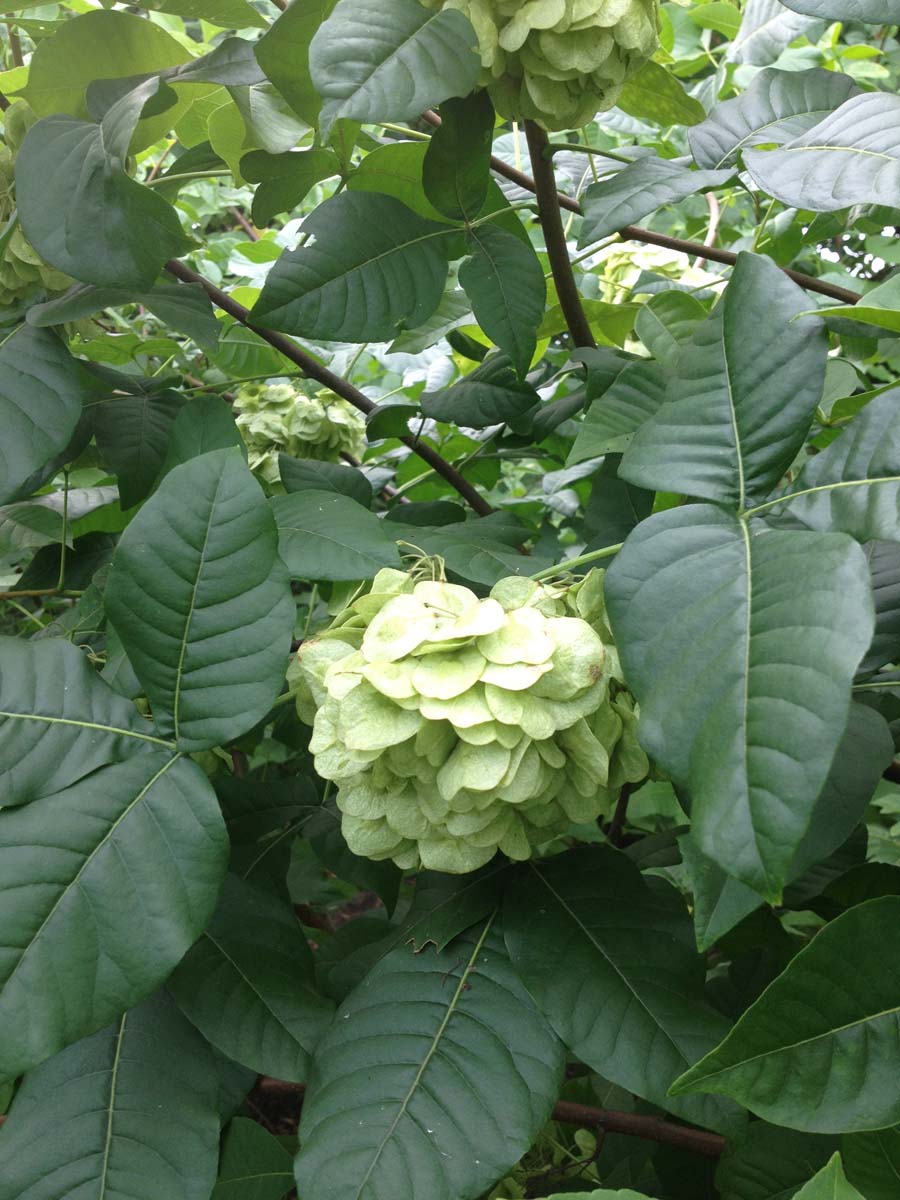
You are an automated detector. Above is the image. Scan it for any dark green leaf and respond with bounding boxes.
[634,291,707,367]
[606,506,874,897]
[395,861,509,951]
[212,1117,295,1200]
[241,148,341,225]
[0,752,228,1080]
[744,94,900,212]
[159,395,246,476]
[579,158,732,245]
[503,846,743,1136]
[218,776,316,892]
[423,91,494,222]
[303,799,402,913]
[0,325,93,506]
[459,225,546,378]
[421,352,541,430]
[255,0,335,125]
[105,449,295,751]
[251,192,452,341]
[28,281,220,350]
[278,453,373,507]
[272,489,402,581]
[842,1126,900,1200]
[583,456,654,548]
[93,390,184,509]
[620,253,827,508]
[0,992,220,1200]
[566,359,667,467]
[295,919,565,1200]
[715,1123,837,1200]
[169,874,333,1082]
[670,897,900,1131]
[308,0,481,139]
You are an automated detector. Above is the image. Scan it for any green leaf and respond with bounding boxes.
[842,1126,900,1200]
[670,897,900,1131]
[272,489,403,581]
[0,751,228,1080]
[617,61,706,127]
[0,636,167,807]
[0,991,220,1200]
[251,192,452,341]
[309,0,481,140]
[93,389,184,509]
[579,158,732,245]
[503,845,743,1136]
[212,1117,295,1200]
[620,253,827,509]
[423,91,494,222]
[689,67,861,170]
[279,453,373,507]
[634,292,707,367]
[105,448,294,752]
[744,93,900,212]
[715,1123,838,1200]
[17,96,192,290]
[726,0,824,67]
[583,456,654,548]
[421,352,541,430]
[459,225,546,378]
[394,862,509,952]
[688,2,743,37]
[793,1155,866,1200]
[295,919,565,1200]
[348,140,455,223]
[605,506,874,897]
[303,798,402,912]
[860,541,900,675]
[781,0,897,19]
[28,281,220,351]
[159,395,246,476]
[255,0,336,126]
[566,360,667,466]
[812,277,900,337]
[0,325,93,505]
[169,874,334,1082]
[218,776,315,893]
[241,148,341,225]
[133,0,266,26]
[764,388,900,542]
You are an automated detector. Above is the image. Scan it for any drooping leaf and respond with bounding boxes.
[279,453,373,507]
[726,0,824,66]
[241,147,341,225]
[714,1123,838,1200]
[0,991,220,1200]
[0,751,228,1080]
[169,874,334,1082]
[583,456,654,548]
[605,505,874,897]
[814,277,900,338]
[670,897,900,1132]
[159,395,246,476]
[423,91,495,222]
[503,845,744,1136]
[105,448,294,751]
[251,192,452,341]
[617,61,706,126]
[0,636,166,808]
[765,388,900,542]
[0,325,94,506]
[272,489,403,581]
[212,1117,295,1200]
[459,225,546,378]
[566,360,667,466]
[579,158,732,245]
[295,919,565,1200]
[217,775,316,893]
[744,93,900,212]
[689,67,861,170]
[421,352,541,430]
[620,253,828,508]
[842,1126,900,1200]
[93,390,185,509]
[308,0,481,139]
[633,292,707,368]
[255,0,336,126]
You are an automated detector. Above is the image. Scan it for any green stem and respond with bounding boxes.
[145,170,232,188]
[302,583,319,641]
[380,122,430,141]
[56,469,70,593]
[853,679,900,692]
[550,141,635,166]
[531,542,623,581]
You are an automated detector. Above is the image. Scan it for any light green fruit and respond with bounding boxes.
[235,381,367,484]
[423,0,660,130]
[297,565,649,873]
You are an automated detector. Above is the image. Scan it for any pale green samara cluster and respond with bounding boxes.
[295,565,649,873]
[424,0,660,129]
[235,382,367,484]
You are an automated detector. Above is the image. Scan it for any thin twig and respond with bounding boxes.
[7,24,23,68]
[420,111,860,306]
[524,121,596,349]
[0,587,83,601]
[694,192,721,270]
[229,206,260,241]
[165,259,493,515]
[606,782,632,847]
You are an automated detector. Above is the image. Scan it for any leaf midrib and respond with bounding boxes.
[98,1012,128,1200]
[0,710,173,748]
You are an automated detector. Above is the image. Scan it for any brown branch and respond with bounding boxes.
[524,121,596,349]
[7,24,23,68]
[0,587,81,601]
[165,260,494,515]
[606,782,632,848]
[0,89,9,112]
[229,206,260,241]
[250,1078,725,1158]
[421,111,860,306]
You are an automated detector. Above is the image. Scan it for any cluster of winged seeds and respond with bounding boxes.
[235,382,367,484]
[0,103,71,310]
[424,0,660,129]
[296,566,648,873]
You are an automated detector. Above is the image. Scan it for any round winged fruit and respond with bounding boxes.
[423,0,660,130]
[235,381,367,484]
[295,564,649,873]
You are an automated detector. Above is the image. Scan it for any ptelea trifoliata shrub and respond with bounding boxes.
[295,564,649,873]
[0,102,72,310]
[235,381,367,484]
[423,0,660,130]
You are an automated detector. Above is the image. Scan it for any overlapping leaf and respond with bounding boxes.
[726,0,824,66]
[579,158,732,244]
[272,489,402,580]
[459,226,546,378]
